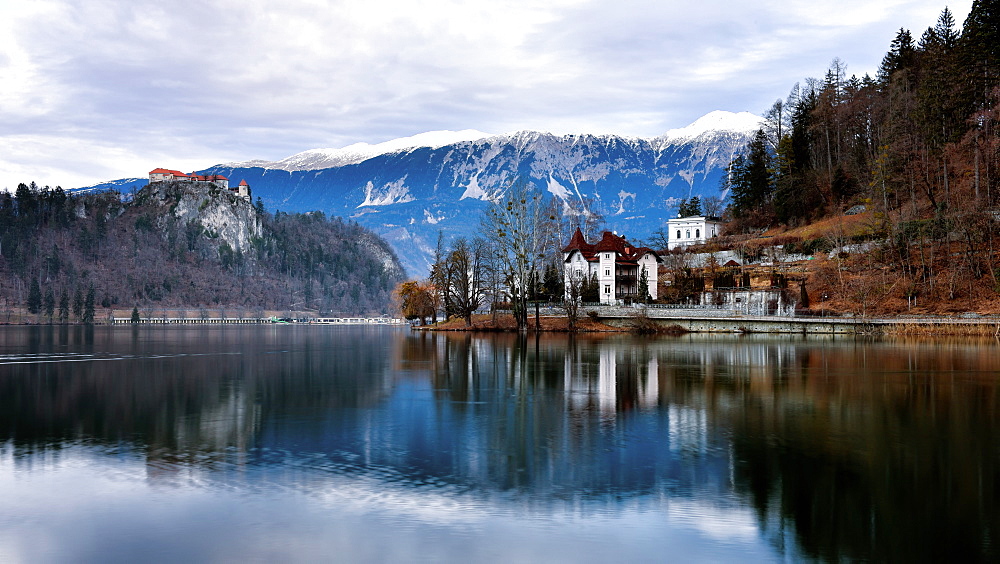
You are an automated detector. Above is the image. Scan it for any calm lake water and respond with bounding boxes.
[1,325,998,563]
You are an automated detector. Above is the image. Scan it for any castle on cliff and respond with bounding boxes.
[148,168,251,200]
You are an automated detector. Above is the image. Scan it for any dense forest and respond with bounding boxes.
[0,181,405,321]
[724,1,1000,312]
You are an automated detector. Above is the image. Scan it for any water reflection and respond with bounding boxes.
[1,326,999,561]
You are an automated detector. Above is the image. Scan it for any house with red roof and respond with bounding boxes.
[562,229,662,304]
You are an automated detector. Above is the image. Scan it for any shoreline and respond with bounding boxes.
[414,312,1000,336]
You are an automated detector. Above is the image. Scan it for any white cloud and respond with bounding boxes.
[0,0,974,190]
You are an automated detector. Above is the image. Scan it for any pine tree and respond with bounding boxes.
[27,278,42,314]
[729,129,774,219]
[878,28,916,85]
[82,285,95,324]
[638,267,650,302]
[43,287,55,321]
[72,288,84,320]
[58,291,69,323]
[961,0,1000,110]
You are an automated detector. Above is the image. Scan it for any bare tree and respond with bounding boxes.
[561,269,586,331]
[481,181,555,331]
[446,237,487,326]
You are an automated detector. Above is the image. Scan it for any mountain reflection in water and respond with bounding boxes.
[0,326,998,562]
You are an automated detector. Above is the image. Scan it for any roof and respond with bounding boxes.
[563,229,660,264]
[238,179,249,186]
[149,168,188,177]
[668,215,724,223]
[561,228,594,255]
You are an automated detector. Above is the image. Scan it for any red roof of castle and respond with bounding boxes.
[238,179,249,186]
[149,168,188,177]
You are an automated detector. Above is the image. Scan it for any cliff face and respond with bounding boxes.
[141,181,262,253]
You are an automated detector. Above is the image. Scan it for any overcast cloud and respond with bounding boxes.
[0,0,973,190]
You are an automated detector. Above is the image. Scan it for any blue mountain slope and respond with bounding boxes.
[83,113,760,277]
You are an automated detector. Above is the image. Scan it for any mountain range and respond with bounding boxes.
[86,111,762,277]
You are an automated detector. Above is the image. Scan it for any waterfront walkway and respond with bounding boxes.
[590,305,1000,335]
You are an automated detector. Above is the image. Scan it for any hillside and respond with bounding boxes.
[0,181,405,320]
[713,4,1000,317]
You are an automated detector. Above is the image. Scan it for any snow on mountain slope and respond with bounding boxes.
[87,111,762,278]
[662,111,763,142]
[227,129,493,171]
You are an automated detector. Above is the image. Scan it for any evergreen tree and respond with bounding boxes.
[27,278,42,314]
[961,0,1000,110]
[131,306,140,324]
[638,267,650,302]
[82,285,95,324]
[542,262,560,302]
[678,197,703,217]
[58,291,69,323]
[878,28,916,85]
[43,287,55,320]
[72,288,84,320]
[728,129,774,219]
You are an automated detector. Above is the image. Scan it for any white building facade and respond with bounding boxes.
[563,229,661,304]
[666,216,725,250]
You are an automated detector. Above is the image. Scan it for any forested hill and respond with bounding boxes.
[0,181,406,318]
[709,2,1000,314]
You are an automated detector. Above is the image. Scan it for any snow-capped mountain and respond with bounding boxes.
[87,111,762,277]
[227,130,493,171]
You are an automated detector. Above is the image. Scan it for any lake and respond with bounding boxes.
[1,325,998,562]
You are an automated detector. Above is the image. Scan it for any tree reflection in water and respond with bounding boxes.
[1,326,998,560]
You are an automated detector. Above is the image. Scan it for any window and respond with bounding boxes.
[605,269,610,276]
[696,229,700,238]
[686,230,690,239]
[604,285,610,294]
[676,230,681,239]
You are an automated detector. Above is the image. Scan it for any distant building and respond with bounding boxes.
[562,229,662,304]
[187,173,230,189]
[148,168,189,183]
[666,216,724,250]
[148,168,250,200]
[235,179,251,199]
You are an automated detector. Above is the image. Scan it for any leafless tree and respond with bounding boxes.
[481,181,557,331]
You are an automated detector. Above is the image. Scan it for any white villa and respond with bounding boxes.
[562,229,662,304]
[148,168,252,200]
[666,216,725,250]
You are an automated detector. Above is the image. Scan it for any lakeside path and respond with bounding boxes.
[422,307,1000,336]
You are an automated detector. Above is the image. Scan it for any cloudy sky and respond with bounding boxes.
[0,0,972,190]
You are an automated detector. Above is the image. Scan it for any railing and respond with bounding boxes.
[112,317,269,325]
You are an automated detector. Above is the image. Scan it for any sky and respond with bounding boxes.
[0,0,974,190]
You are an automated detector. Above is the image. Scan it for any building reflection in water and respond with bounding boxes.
[3,327,1000,561]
